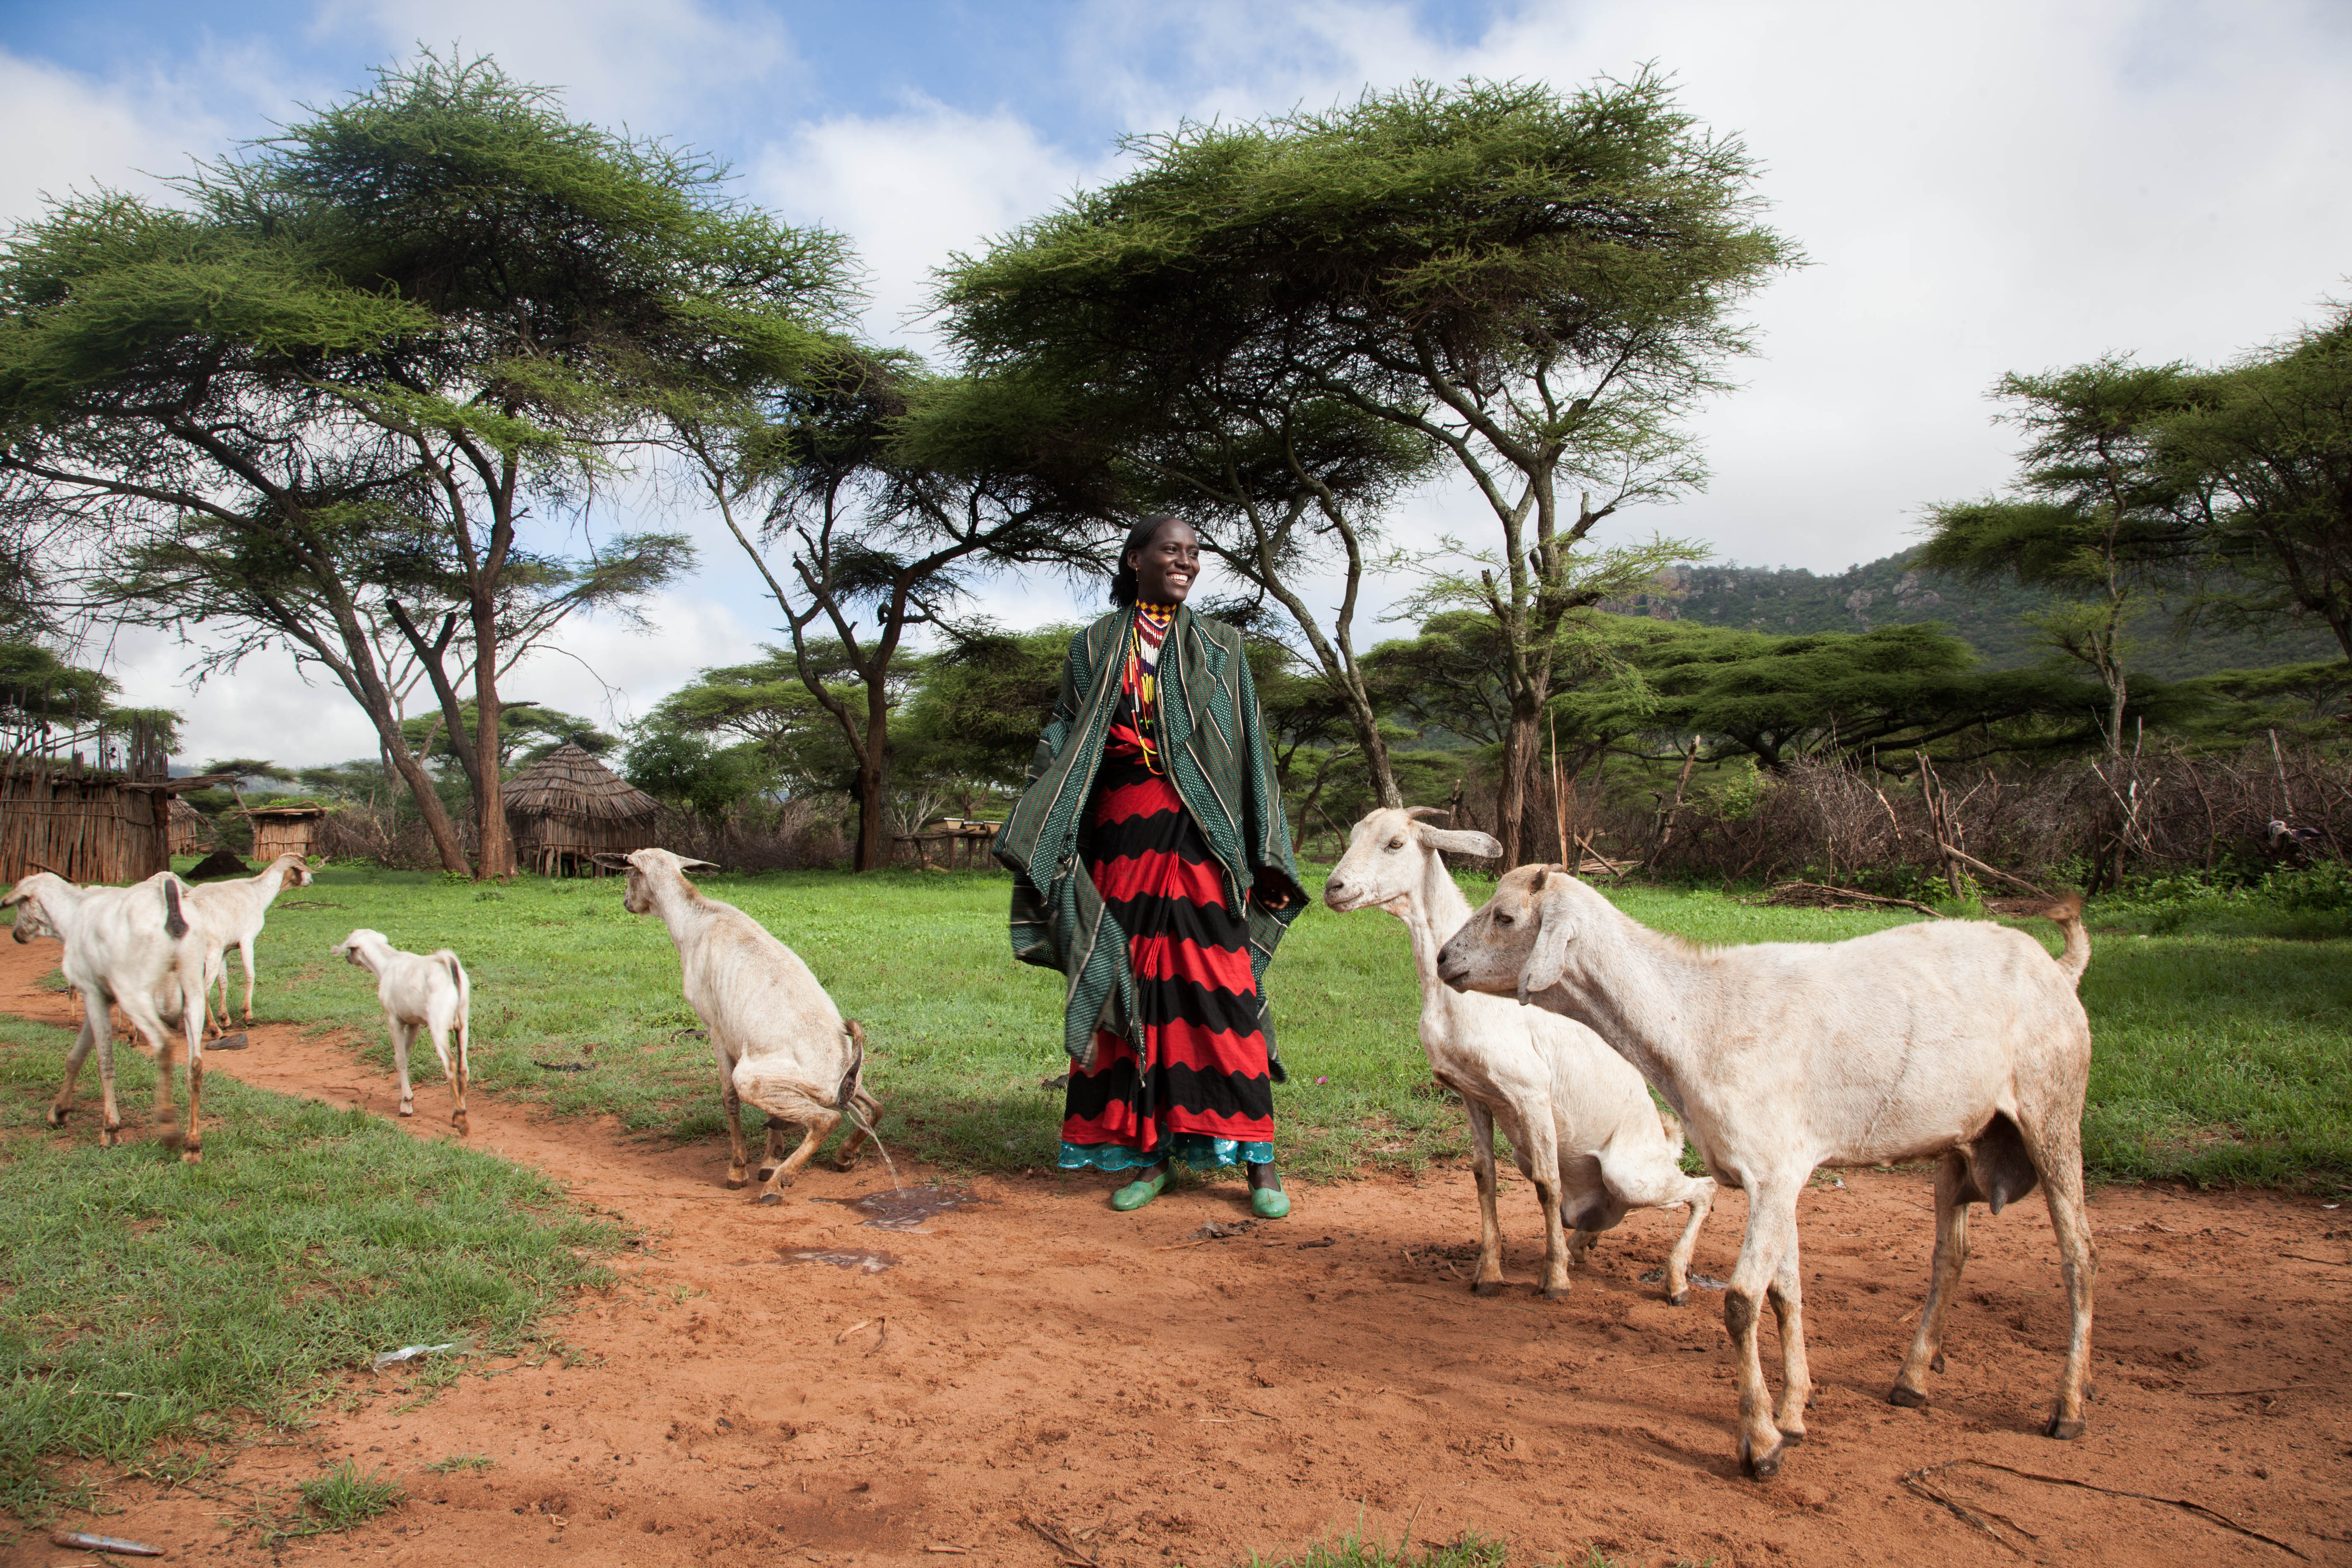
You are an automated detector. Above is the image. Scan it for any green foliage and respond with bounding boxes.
[0,1012,616,1520]
[645,643,865,795]
[622,727,771,815]
[1243,1529,1509,1568]
[895,622,1075,794]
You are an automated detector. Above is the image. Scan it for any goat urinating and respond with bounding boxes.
[1436,866,2094,1483]
[601,849,882,1202]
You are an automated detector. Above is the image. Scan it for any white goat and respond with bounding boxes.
[187,851,314,1032]
[4,869,211,1159]
[1437,866,2095,1482]
[1324,809,1713,1301]
[602,848,880,1202]
[332,929,472,1134]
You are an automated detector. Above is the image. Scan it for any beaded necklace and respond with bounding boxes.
[1126,602,1176,773]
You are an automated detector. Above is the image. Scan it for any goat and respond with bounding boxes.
[600,848,880,1202]
[1324,809,1714,1301]
[1436,865,2094,1482]
[331,929,471,1134]
[4,870,211,1159]
[186,852,315,1033]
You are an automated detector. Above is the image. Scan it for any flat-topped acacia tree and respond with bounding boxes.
[941,72,1795,862]
[0,53,855,874]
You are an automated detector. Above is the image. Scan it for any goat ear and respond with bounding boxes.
[590,853,634,869]
[1517,887,1580,1003]
[677,858,721,875]
[1419,827,1501,861]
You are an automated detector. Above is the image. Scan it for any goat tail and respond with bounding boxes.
[163,879,188,940]
[1657,1106,1686,1153]
[836,1019,901,1190]
[1993,891,2090,988]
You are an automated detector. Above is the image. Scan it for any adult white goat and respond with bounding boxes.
[1436,866,2094,1482]
[1323,809,1713,1301]
[4,870,211,1159]
[331,929,472,1134]
[187,852,314,1033]
[601,848,881,1202]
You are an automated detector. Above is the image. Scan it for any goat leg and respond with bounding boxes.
[1462,1099,1507,1296]
[49,1015,98,1128]
[1891,1151,1973,1408]
[1727,1181,1800,1481]
[1767,1239,1811,1442]
[756,1110,841,1206]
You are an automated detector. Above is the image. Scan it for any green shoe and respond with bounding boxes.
[1248,1162,1290,1220]
[1111,1170,1168,1212]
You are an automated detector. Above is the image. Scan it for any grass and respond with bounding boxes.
[1241,1531,1509,1568]
[297,1459,402,1529]
[0,1010,618,1522]
[151,857,2352,1191]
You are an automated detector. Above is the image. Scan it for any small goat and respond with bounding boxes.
[5,870,210,1159]
[1324,808,1713,1301]
[187,851,314,1032]
[332,929,471,1134]
[601,848,880,1202]
[1437,866,2095,1481]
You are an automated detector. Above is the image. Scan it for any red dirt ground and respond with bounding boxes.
[2,937,2347,1568]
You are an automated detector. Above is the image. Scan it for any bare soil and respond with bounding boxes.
[3,939,2347,1568]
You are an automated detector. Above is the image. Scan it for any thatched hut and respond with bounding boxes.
[1,764,174,884]
[246,803,327,861]
[167,796,213,856]
[502,743,663,876]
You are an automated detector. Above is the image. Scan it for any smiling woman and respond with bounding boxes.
[994,515,1311,1216]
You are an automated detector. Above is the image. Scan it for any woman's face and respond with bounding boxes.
[1127,519,1201,606]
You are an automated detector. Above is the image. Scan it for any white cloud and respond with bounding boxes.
[309,0,802,137]
[746,100,1122,354]
[0,49,242,223]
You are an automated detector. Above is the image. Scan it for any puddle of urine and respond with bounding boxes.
[781,1248,900,1274]
[820,1186,995,1233]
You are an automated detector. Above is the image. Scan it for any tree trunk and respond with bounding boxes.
[855,684,890,873]
[469,594,513,879]
[1496,700,1541,867]
[318,596,470,873]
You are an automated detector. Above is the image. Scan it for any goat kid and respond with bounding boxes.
[5,870,211,1159]
[602,849,881,1202]
[188,852,315,1033]
[332,929,471,1134]
[1437,865,2094,1482]
[1324,809,1713,1301]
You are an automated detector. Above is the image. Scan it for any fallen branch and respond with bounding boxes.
[1920,1459,2310,1560]
[1935,841,2050,897]
[1745,882,1944,917]
[1019,1512,1099,1568]
[1900,1465,2033,1557]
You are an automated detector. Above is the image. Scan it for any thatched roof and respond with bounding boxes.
[503,743,661,823]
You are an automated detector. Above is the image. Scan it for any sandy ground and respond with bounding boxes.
[2,936,2348,1568]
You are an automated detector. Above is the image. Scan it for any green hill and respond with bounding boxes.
[1617,548,2339,678]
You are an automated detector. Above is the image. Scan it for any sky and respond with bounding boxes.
[5,0,2348,767]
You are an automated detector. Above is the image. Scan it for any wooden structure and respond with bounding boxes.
[502,743,663,877]
[167,797,213,856]
[246,804,328,861]
[1,751,227,886]
[893,818,1001,870]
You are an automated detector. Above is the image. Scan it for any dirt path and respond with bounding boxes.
[3,939,2348,1568]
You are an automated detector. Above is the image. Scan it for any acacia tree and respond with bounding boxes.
[1921,358,2197,757]
[947,74,1795,861]
[2161,306,2352,662]
[0,54,854,875]
[669,364,1112,869]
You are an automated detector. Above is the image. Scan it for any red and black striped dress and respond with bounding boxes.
[1059,605,1277,1172]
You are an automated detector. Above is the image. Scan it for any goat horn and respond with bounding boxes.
[1402,805,1452,820]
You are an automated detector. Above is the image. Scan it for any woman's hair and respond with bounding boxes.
[1109,513,1186,607]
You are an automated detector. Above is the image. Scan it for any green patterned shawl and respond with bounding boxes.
[994,606,1305,1072]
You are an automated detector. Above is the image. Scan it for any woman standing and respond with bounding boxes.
[996,515,1307,1215]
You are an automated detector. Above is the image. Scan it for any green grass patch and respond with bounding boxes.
[144,858,2352,1191]
[0,1011,617,1522]
[1238,1529,1509,1568]
[297,1459,402,1529]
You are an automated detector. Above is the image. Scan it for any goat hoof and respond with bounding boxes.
[755,1192,783,1207]
[724,1177,748,1190]
[45,1107,66,1127]
[1471,1280,1504,1297]
[1931,1351,1946,1373]
[1778,1427,1805,1447]
[1666,1290,1688,1308]
[398,1104,414,1118]
[755,1166,777,1183]
[2046,1411,2086,1440]
[832,1154,860,1171]
[180,1147,202,1165]
[1740,1439,1785,1482]
[1540,1286,1570,1302]
[1887,1383,1929,1409]
[452,1113,469,1136]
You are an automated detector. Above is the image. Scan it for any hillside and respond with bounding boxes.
[1619,548,2340,678]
